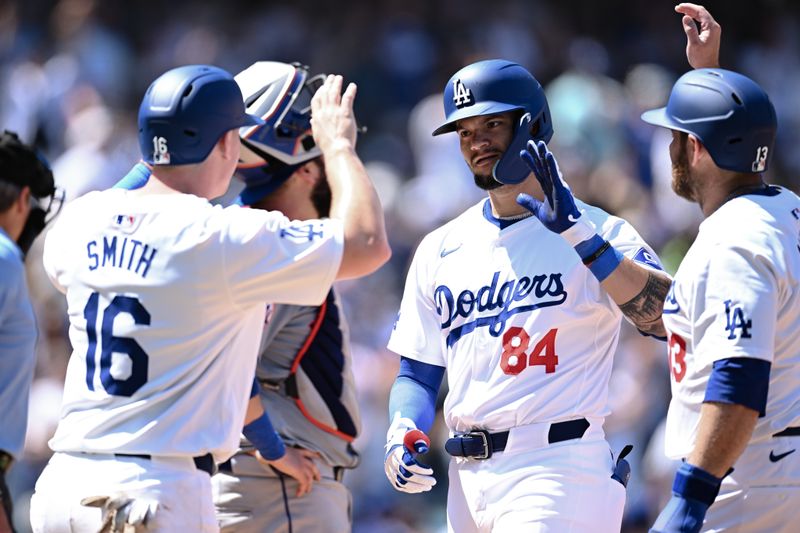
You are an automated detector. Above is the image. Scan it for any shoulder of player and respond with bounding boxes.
[0,243,23,281]
[57,189,111,216]
[414,201,485,252]
[693,205,792,271]
[44,190,111,239]
[575,199,634,236]
[0,229,21,260]
[702,195,791,244]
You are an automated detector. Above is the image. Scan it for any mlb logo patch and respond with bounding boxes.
[111,214,143,233]
[633,247,663,270]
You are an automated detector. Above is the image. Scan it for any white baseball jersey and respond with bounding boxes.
[662,186,800,459]
[42,189,343,462]
[388,198,662,433]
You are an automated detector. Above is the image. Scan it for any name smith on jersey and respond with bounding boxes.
[86,234,158,278]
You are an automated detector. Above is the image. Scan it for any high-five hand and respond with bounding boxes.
[516,140,591,242]
[675,3,721,69]
[310,74,359,154]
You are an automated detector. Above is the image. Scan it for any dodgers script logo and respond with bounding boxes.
[436,271,567,347]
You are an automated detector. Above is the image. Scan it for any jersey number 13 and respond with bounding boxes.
[83,292,150,397]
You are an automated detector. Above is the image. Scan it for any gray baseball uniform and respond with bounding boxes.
[213,287,360,533]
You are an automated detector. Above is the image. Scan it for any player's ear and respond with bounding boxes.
[15,186,31,215]
[687,134,705,166]
[218,129,240,161]
[295,160,320,186]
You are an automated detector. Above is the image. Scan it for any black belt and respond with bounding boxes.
[773,426,800,437]
[445,418,591,460]
[113,452,215,476]
[218,457,345,482]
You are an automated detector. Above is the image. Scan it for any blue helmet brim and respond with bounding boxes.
[240,113,265,128]
[641,107,708,136]
[641,107,708,142]
[432,101,523,136]
[640,107,678,130]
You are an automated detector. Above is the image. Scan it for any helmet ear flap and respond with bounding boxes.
[493,113,533,185]
[492,104,555,185]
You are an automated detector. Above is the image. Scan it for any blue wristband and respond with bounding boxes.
[574,234,606,262]
[243,412,286,461]
[574,234,623,282]
[673,462,722,506]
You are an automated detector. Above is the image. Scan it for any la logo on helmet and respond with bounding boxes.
[453,79,473,108]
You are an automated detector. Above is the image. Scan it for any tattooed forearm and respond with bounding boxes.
[618,271,671,337]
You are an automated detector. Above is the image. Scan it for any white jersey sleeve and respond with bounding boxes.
[586,200,663,271]
[388,233,446,367]
[693,244,778,364]
[218,206,343,309]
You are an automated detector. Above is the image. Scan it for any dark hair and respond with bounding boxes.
[0,179,22,212]
[0,130,55,211]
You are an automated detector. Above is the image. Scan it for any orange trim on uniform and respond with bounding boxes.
[292,397,356,443]
[290,299,327,373]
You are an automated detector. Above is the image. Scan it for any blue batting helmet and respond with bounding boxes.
[641,68,777,173]
[433,59,553,184]
[234,61,325,205]
[138,65,263,166]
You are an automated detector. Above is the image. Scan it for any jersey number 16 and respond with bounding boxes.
[83,292,150,397]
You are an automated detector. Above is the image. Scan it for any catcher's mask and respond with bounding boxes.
[0,130,63,255]
[234,61,326,206]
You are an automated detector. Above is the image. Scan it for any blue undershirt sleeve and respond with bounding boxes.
[388,357,445,433]
[704,357,770,416]
[113,162,151,190]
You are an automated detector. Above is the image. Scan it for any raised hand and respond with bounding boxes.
[310,74,358,154]
[384,429,436,494]
[259,447,321,497]
[675,3,721,69]
[516,140,588,238]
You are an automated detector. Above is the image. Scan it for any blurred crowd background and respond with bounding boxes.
[3,0,800,531]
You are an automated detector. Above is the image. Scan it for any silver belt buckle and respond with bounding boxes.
[466,430,492,460]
